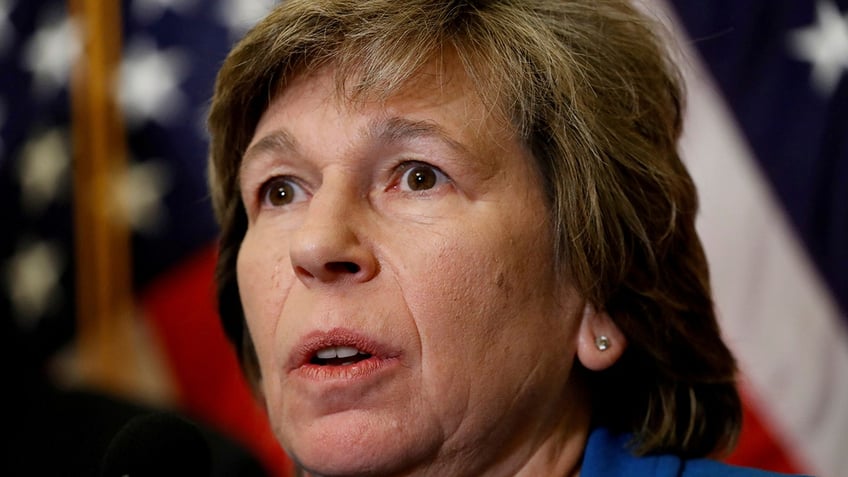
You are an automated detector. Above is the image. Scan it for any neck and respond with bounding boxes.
[505,382,591,477]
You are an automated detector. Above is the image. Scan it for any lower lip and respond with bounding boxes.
[291,355,401,382]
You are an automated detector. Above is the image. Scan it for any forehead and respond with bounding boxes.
[246,59,517,164]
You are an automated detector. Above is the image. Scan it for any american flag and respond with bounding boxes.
[650,1,848,476]
[1,0,289,475]
[1,0,845,476]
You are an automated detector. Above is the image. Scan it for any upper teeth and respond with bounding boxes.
[316,346,361,359]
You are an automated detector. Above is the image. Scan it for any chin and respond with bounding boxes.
[280,409,440,477]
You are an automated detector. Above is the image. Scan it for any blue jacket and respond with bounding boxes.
[581,428,812,477]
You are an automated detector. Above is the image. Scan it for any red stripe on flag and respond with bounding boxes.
[726,389,804,474]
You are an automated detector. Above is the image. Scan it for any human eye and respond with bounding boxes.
[259,176,307,208]
[397,162,450,192]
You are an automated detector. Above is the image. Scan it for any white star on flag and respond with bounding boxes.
[0,0,15,57]
[788,0,848,96]
[216,0,276,37]
[22,10,81,99]
[117,38,189,127]
[4,239,65,329]
[17,128,70,215]
[112,160,172,235]
[131,0,199,24]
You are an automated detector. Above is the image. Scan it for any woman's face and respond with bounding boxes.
[237,65,589,476]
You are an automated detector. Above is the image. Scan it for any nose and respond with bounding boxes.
[288,184,379,287]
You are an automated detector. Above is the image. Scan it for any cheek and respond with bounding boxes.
[403,222,566,373]
[397,223,576,441]
[236,229,290,366]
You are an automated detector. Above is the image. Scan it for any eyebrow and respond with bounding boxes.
[241,129,299,169]
[367,116,470,156]
[239,115,474,176]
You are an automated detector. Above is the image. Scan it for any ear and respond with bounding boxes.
[576,303,627,371]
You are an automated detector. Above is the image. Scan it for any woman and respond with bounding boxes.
[207,1,806,476]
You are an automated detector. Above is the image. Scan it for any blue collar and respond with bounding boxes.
[580,427,807,477]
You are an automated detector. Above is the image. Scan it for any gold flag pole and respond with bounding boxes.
[67,0,138,397]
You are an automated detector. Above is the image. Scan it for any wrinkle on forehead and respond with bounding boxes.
[247,62,526,185]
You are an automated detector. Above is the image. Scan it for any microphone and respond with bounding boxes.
[100,412,212,477]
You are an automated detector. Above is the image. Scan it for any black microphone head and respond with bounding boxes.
[100,412,211,477]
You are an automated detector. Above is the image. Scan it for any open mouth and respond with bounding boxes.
[289,328,401,380]
[310,346,373,366]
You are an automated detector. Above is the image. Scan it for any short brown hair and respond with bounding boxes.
[208,0,741,458]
